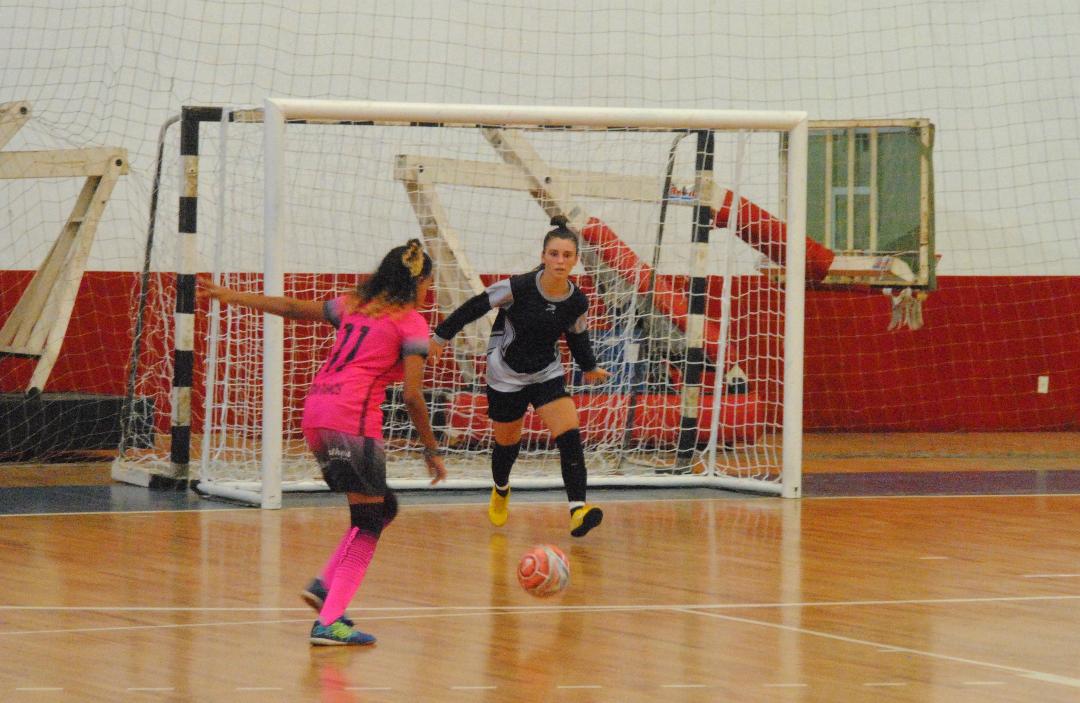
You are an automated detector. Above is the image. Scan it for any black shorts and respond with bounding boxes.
[485,376,570,423]
[303,427,387,495]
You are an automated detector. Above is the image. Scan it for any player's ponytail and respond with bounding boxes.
[549,214,570,231]
[357,238,433,307]
[543,214,579,252]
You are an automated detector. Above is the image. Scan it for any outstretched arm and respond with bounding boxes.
[431,280,513,362]
[199,279,326,321]
[431,291,494,344]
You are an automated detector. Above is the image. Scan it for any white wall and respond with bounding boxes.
[1,0,1078,275]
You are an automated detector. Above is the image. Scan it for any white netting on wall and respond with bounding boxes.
[3,1,1077,477]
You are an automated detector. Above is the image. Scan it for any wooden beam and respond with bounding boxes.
[395,153,698,204]
[0,103,131,391]
[823,254,917,285]
[26,157,125,391]
[0,101,31,150]
[480,128,686,349]
[397,161,491,371]
[810,117,933,130]
[0,147,130,179]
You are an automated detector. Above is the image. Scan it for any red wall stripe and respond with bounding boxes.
[2,271,1077,432]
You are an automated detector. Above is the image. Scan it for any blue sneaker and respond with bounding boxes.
[301,578,354,627]
[309,617,376,646]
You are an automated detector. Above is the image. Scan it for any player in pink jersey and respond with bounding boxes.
[200,239,444,646]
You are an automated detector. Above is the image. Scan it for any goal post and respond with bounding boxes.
[782,118,807,500]
[114,99,808,506]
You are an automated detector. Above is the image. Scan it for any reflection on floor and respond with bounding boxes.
[1,470,1079,516]
[1,432,1077,514]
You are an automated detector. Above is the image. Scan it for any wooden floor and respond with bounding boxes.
[1,492,1078,701]
[801,432,1080,474]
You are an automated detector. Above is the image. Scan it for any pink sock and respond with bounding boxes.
[320,527,359,589]
[318,531,378,626]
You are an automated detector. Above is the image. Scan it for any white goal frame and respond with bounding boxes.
[191,99,809,508]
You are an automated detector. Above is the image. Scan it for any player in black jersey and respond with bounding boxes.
[431,216,609,537]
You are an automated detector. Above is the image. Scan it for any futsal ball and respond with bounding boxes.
[517,544,570,597]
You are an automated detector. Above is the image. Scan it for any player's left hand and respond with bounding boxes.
[582,367,610,384]
[197,278,234,305]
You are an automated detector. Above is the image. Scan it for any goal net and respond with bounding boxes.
[113,100,807,507]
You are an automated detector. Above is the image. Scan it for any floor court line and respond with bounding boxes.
[676,607,1080,689]
[1022,673,1080,687]
[2,593,1077,640]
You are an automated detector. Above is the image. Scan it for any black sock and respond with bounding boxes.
[555,428,587,504]
[491,441,521,491]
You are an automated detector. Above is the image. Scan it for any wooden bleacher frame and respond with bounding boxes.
[0,100,129,392]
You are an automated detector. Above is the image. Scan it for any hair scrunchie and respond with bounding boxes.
[401,239,425,278]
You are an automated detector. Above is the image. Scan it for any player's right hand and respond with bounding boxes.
[428,339,446,363]
[425,454,447,485]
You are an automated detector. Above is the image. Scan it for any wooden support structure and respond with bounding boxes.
[479,128,689,348]
[395,151,917,290]
[0,101,129,392]
[394,156,490,380]
[0,101,31,150]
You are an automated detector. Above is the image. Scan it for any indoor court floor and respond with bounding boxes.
[0,433,1077,702]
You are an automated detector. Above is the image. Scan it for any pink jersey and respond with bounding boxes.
[302,296,430,438]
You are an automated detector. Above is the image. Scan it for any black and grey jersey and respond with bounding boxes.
[433,270,598,391]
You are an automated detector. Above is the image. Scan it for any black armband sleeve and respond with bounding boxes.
[564,329,598,372]
[432,292,493,343]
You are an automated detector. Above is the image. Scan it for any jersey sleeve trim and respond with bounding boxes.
[323,297,346,327]
[400,311,431,358]
[486,278,514,308]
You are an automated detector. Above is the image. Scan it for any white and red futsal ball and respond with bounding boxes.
[517,544,570,597]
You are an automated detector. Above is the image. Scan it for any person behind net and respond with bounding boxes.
[431,215,610,537]
[200,239,446,646]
